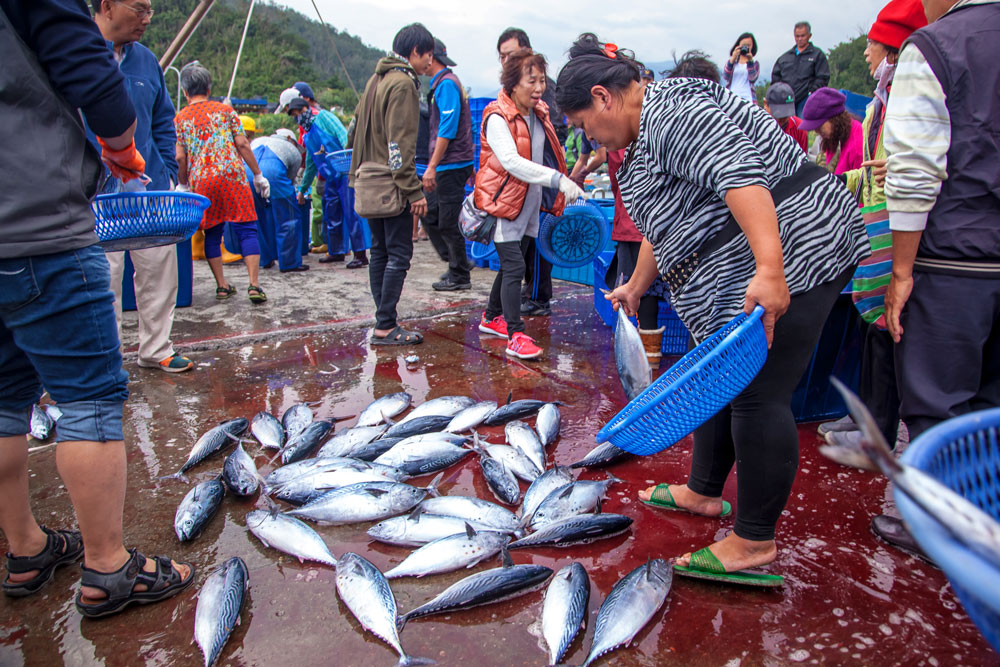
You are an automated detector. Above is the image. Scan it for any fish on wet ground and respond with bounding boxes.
[267,460,409,505]
[445,401,498,433]
[286,481,432,525]
[278,420,333,465]
[398,549,552,628]
[480,442,541,483]
[476,445,521,506]
[536,403,561,448]
[384,523,511,579]
[368,506,513,547]
[509,513,633,550]
[174,477,226,541]
[222,443,261,497]
[418,495,522,534]
[335,552,433,666]
[373,438,472,477]
[505,421,546,473]
[541,562,590,665]
[521,466,575,523]
[348,436,405,462]
[483,396,550,426]
[582,559,672,667]
[358,392,412,427]
[281,403,313,440]
[29,405,54,440]
[250,411,284,450]
[194,557,249,667]
[614,306,652,402]
[317,425,388,459]
[398,395,475,424]
[529,474,623,530]
[570,442,634,469]
[383,414,454,440]
[245,509,338,567]
[168,418,249,480]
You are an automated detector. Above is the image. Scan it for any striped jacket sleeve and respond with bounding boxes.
[883,42,951,232]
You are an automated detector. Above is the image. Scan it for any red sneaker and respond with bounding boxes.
[479,313,509,338]
[506,332,543,360]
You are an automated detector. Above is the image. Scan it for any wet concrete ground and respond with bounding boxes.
[2,247,997,666]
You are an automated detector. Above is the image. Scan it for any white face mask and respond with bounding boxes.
[873,56,896,108]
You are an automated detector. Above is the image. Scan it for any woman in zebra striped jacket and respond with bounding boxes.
[556,34,868,581]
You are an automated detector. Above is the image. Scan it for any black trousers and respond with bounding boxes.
[485,240,527,335]
[368,207,414,331]
[687,265,854,541]
[613,240,659,329]
[859,322,899,444]
[521,236,552,305]
[422,166,473,283]
[895,270,1000,440]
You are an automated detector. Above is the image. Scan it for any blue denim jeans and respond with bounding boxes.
[0,245,128,441]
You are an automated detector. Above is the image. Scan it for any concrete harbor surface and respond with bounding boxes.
[1,243,995,666]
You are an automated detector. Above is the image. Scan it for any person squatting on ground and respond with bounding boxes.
[0,0,193,615]
[349,23,432,346]
[873,0,1000,553]
[475,49,584,360]
[89,0,193,373]
[799,87,864,174]
[559,33,867,581]
[247,128,309,272]
[819,0,927,457]
[423,38,476,292]
[288,97,370,270]
[174,62,270,303]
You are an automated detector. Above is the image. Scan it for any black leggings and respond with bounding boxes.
[485,239,528,335]
[687,265,855,541]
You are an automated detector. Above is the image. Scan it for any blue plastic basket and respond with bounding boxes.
[92,191,210,252]
[469,239,497,261]
[416,162,427,178]
[595,306,768,455]
[657,301,689,356]
[896,408,1000,651]
[329,149,353,176]
[537,201,610,268]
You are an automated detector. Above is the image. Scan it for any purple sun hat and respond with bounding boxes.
[798,88,847,131]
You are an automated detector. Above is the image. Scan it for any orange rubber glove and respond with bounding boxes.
[97,137,146,183]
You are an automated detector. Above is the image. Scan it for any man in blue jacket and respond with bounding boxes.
[91,0,193,373]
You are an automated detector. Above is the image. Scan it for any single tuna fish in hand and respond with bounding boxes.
[541,562,590,665]
[246,509,337,567]
[174,477,226,542]
[335,552,433,666]
[194,557,249,667]
[615,306,652,402]
[358,392,412,427]
[29,405,55,440]
[582,560,672,667]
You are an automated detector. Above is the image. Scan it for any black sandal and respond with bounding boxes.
[75,549,195,619]
[3,526,83,598]
[370,325,423,346]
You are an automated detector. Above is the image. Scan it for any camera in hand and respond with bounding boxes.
[740,45,750,55]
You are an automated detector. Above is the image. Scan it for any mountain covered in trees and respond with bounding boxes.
[142,0,384,110]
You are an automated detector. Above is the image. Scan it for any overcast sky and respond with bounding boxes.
[279,0,880,96]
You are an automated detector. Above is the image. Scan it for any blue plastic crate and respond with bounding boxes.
[657,301,689,355]
[488,255,501,271]
[552,263,596,286]
[93,191,210,252]
[897,408,1000,652]
[120,240,194,311]
[593,251,617,327]
[589,198,615,223]
[597,306,768,455]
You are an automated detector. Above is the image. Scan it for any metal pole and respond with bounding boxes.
[225,0,256,105]
[159,0,216,71]
[164,65,181,110]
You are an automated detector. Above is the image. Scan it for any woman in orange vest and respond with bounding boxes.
[474,49,584,360]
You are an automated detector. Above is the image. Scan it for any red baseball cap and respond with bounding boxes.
[868,0,928,50]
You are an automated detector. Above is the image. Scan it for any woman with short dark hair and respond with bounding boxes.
[474,49,582,360]
[722,32,759,103]
[556,33,867,584]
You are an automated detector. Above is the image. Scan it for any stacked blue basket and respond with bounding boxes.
[896,408,1000,651]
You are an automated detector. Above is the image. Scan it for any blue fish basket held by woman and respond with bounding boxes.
[174,62,270,304]
[556,33,868,586]
[473,49,584,360]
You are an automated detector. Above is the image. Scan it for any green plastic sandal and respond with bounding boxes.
[640,484,732,517]
[673,547,784,588]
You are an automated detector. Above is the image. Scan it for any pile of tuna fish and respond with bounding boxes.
[169,387,671,666]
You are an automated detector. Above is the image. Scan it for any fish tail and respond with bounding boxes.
[397,654,435,666]
[395,612,410,633]
[158,472,188,483]
[606,472,624,484]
